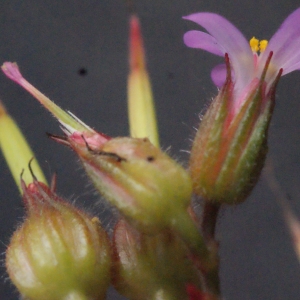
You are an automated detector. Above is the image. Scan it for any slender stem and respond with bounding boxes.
[199,202,221,296]
[172,211,220,296]
[172,211,210,260]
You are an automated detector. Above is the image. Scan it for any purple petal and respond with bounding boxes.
[183,13,254,92]
[284,60,300,74]
[211,64,227,87]
[261,8,300,76]
[183,30,224,56]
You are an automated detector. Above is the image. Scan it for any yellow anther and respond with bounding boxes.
[250,37,259,53]
[259,40,268,52]
[249,37,268,54]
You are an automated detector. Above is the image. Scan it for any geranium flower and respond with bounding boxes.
[183,7,300,112]
[183,9,300,204]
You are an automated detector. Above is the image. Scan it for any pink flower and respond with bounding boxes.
[184,9,300,204]
[183,8,300,111]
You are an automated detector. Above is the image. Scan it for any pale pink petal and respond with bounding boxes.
[284,60,300,74]
[183,12,254,92]
[211,64,227,87]
[279,42,300,75]
[260,7,300,76]
[183,30,224,56]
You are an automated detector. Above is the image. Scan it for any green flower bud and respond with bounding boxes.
[112,219,201,300]
[71,136,192,234]
[189,53,282,204]
[6,177,111,300]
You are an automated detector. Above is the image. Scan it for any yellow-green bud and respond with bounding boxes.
[112,219,201,300]
[68,134,192,235]
[6,178,111,300]
[127,15,160,147]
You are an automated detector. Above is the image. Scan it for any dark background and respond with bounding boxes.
[0,1,300,299]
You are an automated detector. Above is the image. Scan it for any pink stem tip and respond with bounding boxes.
[2,62,24,84]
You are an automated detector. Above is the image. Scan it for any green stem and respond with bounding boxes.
[171,211,220,295]
[172,211,210,259]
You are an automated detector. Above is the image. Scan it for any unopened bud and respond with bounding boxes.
[128,15,159,146]
[67,134,216,278]
[189,53,282,204]
[70,136,192,234]
[6,176,111,300]
[112,219,201,300]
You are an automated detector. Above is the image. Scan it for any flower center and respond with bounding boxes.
[249,37,268,54]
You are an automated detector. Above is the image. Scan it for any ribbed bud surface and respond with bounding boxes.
[6,180,111,300]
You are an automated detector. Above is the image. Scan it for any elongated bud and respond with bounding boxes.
[189,54,282,204]
[112,219,201,300]
[6,175,111,300]
[0,101,47,191]
[128,15,159,147]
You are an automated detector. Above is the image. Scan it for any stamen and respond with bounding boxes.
[249,37,268,54]
[249,37,259,53]
[259,40,268,52]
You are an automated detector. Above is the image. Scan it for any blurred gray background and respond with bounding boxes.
[0,1,300,299]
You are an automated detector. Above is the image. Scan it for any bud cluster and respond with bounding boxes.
[0,6,298,300]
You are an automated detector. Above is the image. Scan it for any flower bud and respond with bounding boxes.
[189,53,282,204]
[6,177,111,300]
[112,219,201,300]
[70,135,192,234]
[128,15,159,147]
